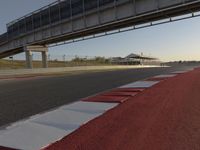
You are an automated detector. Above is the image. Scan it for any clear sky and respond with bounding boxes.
[0,0,200,62]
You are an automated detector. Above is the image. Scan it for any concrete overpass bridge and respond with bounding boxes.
[0,0,200,68]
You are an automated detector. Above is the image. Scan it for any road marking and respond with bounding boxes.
[153,74,176,78]
[31,109,102,131]
[0,122,71,150]
[119,81,159,88]
[60,101,118,114]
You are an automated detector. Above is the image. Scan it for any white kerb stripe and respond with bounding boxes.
[60,101,118,114]
[119,81,159,88]
[153,74,176,78]
[30,109,101,131]
[0,122,72,150]
[0,101,118,150]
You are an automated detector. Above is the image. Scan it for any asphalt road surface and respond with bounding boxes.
[0,65,197,127]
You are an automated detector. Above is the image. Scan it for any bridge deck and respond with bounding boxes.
[1,0,200,58]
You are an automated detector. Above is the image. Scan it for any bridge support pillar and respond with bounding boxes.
[42,51,48,68]
[25,50,33,69]
[24,45,48,69]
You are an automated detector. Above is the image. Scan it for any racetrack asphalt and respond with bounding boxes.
[45,66,200,150]
[0,65,197,127]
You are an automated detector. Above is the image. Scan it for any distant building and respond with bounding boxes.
[110,53,159,65]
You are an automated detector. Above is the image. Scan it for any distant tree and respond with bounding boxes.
[72,57,85,62]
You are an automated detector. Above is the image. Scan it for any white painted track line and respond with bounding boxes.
[61,101,118,114]
[0,122,71,150]
[0,101,118,150]
[119,81,159,88]
[31,109,101,131]
[153,74,176,78]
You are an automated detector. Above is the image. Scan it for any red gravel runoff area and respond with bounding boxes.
[44,68,200,150]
